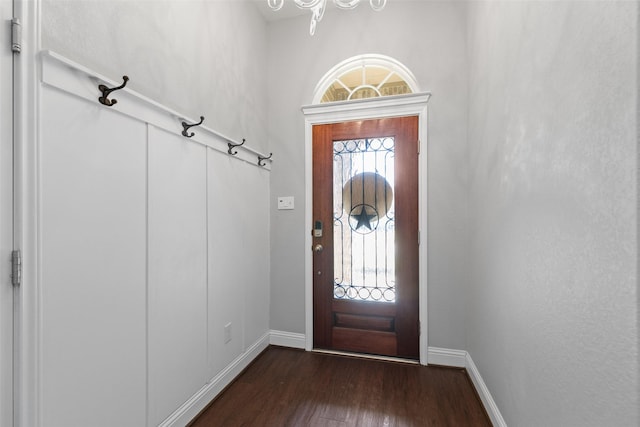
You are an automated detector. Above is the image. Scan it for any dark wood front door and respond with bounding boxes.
[312,116,419,359]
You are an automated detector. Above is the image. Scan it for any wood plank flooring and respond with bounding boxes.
[189,346,492,426]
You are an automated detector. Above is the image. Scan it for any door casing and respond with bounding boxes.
[302,92,431,365]
[12,0,41,425]
[1,1,15,425]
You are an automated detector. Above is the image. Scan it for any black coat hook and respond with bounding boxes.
[181,116,205,138]
[258,153,273,167]
[98,76,129,106]
[228,138,246,155]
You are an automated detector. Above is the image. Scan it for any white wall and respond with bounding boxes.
[32,1,640,425]
[35,69,272,425]
[40,85,149,426]
[41,0,269,154]
[466,1,639,425]
[267,0,470,350]
[33,1,272,425]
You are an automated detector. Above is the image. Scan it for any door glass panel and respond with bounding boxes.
[333,137,395,302]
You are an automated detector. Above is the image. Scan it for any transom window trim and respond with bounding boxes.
[313,54,420,104]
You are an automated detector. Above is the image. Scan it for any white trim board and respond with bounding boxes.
[269,330,306,349]
[39,50,272,171]
[465,352,508,427]
[159,332,270,427]
[428,346,507,427]
[427,346,467,368]
[161,331,304,426]
[265,337,507,426]
[162,332,507,427]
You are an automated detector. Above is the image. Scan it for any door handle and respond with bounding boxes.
[313,244,323,253]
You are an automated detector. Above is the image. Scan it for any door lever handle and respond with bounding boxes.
[313,244,323,253]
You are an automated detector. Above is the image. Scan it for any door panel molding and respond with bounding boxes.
[302,92,431,364]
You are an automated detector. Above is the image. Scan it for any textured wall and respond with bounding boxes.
[466,1,639,425]
[41,0,269,154]
[267,1,470,350]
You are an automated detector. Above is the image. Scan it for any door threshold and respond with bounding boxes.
[311,348,420,365]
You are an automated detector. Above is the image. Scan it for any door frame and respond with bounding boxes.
[1,1,15,425]
[302,92,431,365]
[12,0,41,425]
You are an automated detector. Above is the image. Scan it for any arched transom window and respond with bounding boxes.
[314,54,420,104]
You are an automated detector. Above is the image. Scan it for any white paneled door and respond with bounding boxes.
[0,1,14,426]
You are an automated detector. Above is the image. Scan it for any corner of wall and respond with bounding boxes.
[465,352,508,427]
[427,346,507,426]
[160,332,271,427]
[269,330,306,349]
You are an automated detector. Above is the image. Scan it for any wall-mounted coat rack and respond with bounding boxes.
[228,139,246,156]
[258,153,272,167]
[45,51,271,170]
[182,116,205,138]
[98,75,129,106]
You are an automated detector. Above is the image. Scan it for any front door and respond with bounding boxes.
[312,116,419,359]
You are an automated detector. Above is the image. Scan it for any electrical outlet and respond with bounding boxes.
[224,322,232,344]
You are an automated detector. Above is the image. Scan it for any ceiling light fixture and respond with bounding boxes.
[267,0,387,36]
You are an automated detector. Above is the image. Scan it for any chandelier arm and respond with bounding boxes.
[294,0,324,8]
[334,0,361,10]
[369,0,387,12]
[268,0,386,35]
[308,2,326,35]
[267,0,284,11]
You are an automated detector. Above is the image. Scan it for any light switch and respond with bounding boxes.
[277,196,294,210]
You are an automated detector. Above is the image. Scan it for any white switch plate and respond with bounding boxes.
[277,196,294,210]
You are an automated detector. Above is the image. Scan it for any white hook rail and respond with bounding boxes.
[40,50,273,170]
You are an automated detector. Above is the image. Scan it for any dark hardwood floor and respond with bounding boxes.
[189,346,492,427]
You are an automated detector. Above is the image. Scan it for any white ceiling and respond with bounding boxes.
[251,0,309,22]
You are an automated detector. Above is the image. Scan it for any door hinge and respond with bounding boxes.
[417,139,421,155]
[11,18,22,53]
[418,230,421,246]
[11,250,21,287]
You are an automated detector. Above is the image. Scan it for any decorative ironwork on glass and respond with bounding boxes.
[343,171,392,234]
[334,137,395,303]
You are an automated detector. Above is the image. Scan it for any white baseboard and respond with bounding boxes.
[427,346,467,367]
[159,331,303,426]
[428,347,507,427]
[465,352,508,427]
[158,335,506,427]
[159,332,270,427]
[269,329,306,349]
